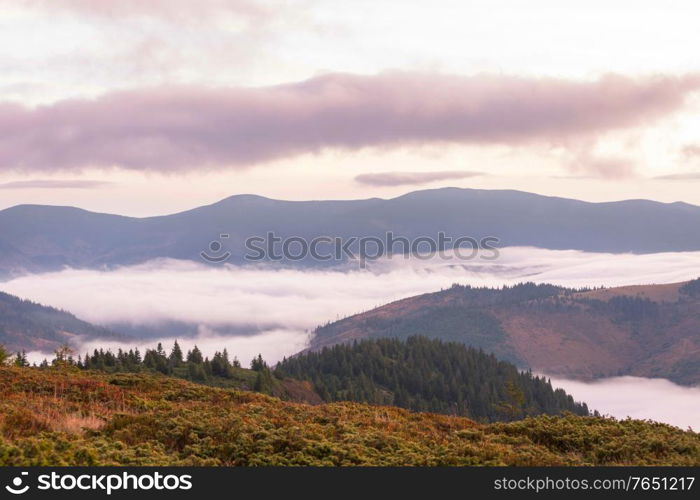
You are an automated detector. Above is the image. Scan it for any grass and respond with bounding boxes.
[0,366,698,466]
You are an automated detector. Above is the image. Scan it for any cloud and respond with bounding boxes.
[568,153,638,179]
[4,247,700,356]
[681,144,700,159]
[6,248,700,427]
[0,179,112,189]
[12,0,271,24]
[549,376,700,430]
[0,72,697,174]
[354,170,484,187]
[653,173,700,180]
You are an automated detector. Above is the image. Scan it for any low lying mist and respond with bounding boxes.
[4,246,700,368]
[550,376,700,430]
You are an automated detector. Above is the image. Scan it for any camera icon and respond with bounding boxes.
[5,472,30,495]
[200,234,232,263]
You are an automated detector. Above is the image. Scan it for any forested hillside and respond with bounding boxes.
[10,336,586,421]
[310,280,700,385]
[277,337,588,421]
[0,291,124,352]
[0,367,697,466]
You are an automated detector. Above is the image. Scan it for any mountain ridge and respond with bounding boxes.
[5,187,699,218]
[308,279,700,386]
[0,290,127,352]
[3,187,700,277]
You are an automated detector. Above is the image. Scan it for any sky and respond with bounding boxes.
[1,0,700,215]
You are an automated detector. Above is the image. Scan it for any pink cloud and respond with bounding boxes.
[568,153,638,179]
[0,72,698,173]
[681,144,700,159]
[14,0,269,23]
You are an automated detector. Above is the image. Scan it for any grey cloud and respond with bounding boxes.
[354,170,485,187]
[0,179,112,189]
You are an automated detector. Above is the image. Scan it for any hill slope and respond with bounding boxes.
[73,336,586,421]
[0,367,697,466]
[3,188,700,275]
[309,280,700,385]
[0,291,126,353]
[277,336,588,421]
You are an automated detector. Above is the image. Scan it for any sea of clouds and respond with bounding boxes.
[2,246,700,428]
[549,376,700,430]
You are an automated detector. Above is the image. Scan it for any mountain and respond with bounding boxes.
[0,290,126,353]
[1,367,698,466]
[276,336,589,421]
[308,279,700,385]
[3,188,700,276]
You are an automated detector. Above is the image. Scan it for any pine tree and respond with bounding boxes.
[187,345,204,364]
[188,362,207,381]
[0,344,9,365]
[169,341,184,366]
[13,350,30,366]
[253,368,274,393]
[251,354,267,371]
[52,344,75,367]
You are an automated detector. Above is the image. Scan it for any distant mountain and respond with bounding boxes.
[308,279,700,385]
[0,291,126,353]
[277,336,589,421]
[3,188,700,276]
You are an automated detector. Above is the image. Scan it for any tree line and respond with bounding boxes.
[2,336,591,422]
[1,341,277,393]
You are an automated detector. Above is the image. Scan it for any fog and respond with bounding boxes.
[5,247,700,344]
[5,246,700,427]
[5,247,700,364]
[550,376,700,430]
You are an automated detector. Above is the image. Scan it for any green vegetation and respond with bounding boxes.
[583,296,660,323]
[75,342,305,401]
[276,337,588,421]
[37,337,586,422]
[352,307,521,364]
[0,343,9,365]
[448,282,570,305]
[310,281,700,385]
[313,283,579,365]
[0,367,697,466]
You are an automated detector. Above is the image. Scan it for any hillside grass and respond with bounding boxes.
[0,367,698,466]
